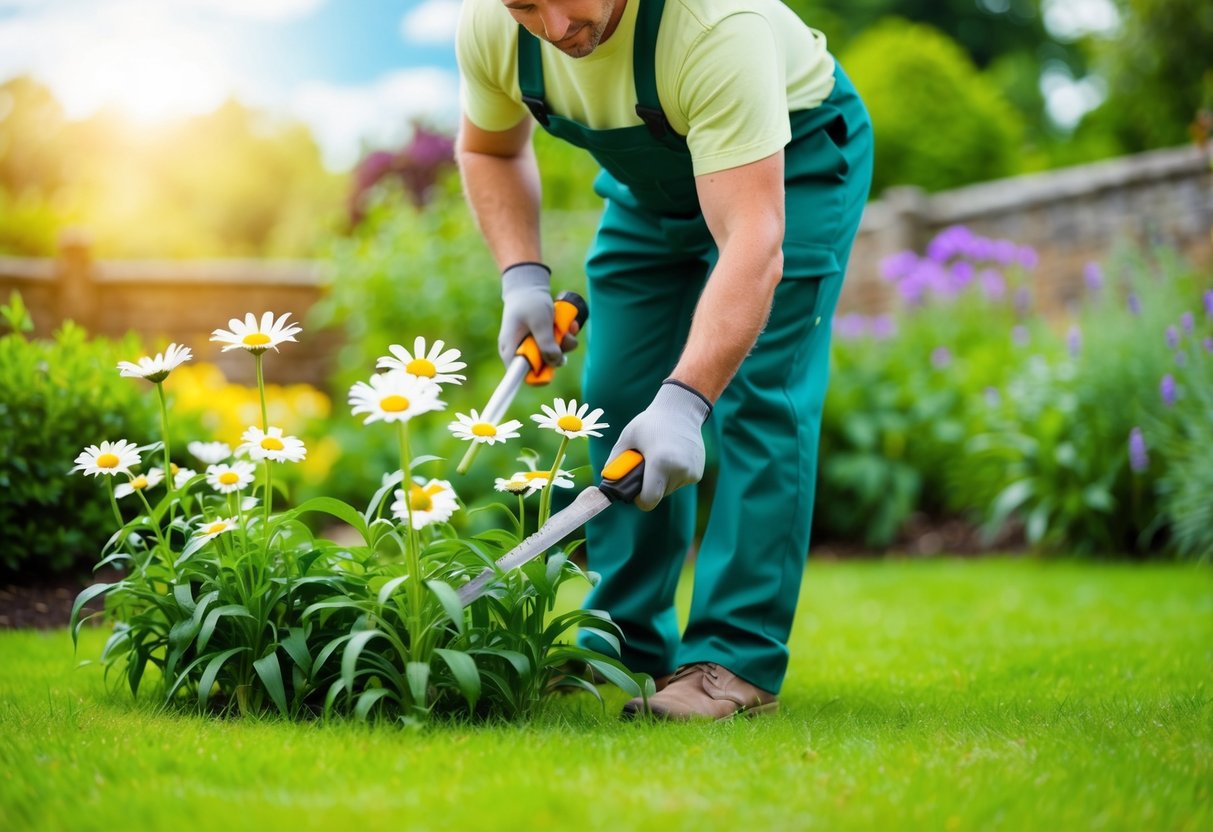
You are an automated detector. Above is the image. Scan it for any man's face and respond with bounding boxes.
[501,0,623,58]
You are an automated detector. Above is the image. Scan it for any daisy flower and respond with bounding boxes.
[237,426,307,463]
[195,516,238,543]
[499,468,575,496]
[377,337,467,386]
[151,464,195,490]
[114,468,165,499]
[494,477,531,495]
[71,440,142,477]
[531,399,609,439]
[117,343,192,383]
[210,311,302,354]
[188,441,232,465]
[206,460,257,493]
[348,371,444,425]
[448,410,523,445]
[390,478,460,529]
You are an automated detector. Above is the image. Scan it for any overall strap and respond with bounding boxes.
[633,0,676,140]
[516,26,550,126]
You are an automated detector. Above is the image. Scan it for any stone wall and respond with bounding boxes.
[2,143,1210,386]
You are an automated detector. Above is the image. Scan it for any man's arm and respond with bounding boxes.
[668,150,786,402]
[456,114,543,269]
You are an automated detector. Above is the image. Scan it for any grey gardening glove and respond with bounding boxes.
[498,262,564,368]
[609,380,712,512]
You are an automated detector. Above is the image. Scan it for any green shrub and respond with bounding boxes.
[841,17,1023,195]
[0,293,158,577]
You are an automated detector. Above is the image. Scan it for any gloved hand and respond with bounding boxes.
[609,380,712,511]
[498,262,564,368]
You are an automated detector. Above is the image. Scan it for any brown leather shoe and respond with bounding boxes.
[622,662,779,721]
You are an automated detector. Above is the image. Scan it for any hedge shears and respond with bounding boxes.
[456,450,645,604]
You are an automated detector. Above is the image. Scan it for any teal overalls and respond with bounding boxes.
[517,0,874,693]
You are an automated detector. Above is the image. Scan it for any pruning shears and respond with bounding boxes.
[456,290,588,474]
[456,449,645,604]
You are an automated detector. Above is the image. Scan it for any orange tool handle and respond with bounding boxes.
[598,450,644,504]
[516,291,589,385]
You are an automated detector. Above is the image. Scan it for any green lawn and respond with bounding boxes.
[1,558,1210,831]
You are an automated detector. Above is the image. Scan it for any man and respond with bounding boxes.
[455,0,873,719]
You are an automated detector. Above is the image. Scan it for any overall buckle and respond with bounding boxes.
[521,95,551,127]
[635,104,671,140]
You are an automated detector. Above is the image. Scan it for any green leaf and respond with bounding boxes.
[198,646,249,711]
[341,630,389,693]
[434,648,481,710]
[70,583,118,647]
[584,658,642,697]
[253,651,290,717]
[292,496,371,543]
[375,575,410,607]
[406,661,430,706]
[198,604,254,653]
[354,687,395,722]
[281,627,313,677]
[172,583,197,615]
[425,580,464,634]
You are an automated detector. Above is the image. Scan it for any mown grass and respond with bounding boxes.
[1,558,1210,831]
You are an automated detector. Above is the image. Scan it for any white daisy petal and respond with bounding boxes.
[349,371,445,425]
[117,343,192,383]
[114,468,164,499]
[236,426,307,463]
[206,460,258,493]
[390,478,460,529]
[448,410,522,445]
[188,441,232,465]
[531,398,610,439]
[210,310,302,354]
[376,337,466,386]
[70,439,142,477]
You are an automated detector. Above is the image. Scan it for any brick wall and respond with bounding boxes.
[2,144,1210,386]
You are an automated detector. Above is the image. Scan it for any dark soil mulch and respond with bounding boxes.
[1,518,1023,631]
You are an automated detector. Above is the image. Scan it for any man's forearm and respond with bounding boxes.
[457,143,544,270]
[668,237,783,402]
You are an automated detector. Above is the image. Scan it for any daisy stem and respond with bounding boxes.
[517,494,526,539]
[398,421,424,656]
[455,441,480,475]
[135,484,168,555]
[263,460,273,530]
[155,381,175,527]
[255,352,268,431]
[105,477,122,527]
[538,436,569,528]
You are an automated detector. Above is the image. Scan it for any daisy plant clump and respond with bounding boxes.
[72,320,647,723]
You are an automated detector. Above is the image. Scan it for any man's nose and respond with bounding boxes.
[539,7,572,41]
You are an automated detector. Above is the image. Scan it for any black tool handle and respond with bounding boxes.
[598,450,644,503]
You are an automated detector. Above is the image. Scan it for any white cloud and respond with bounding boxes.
[401,0,461,45]
[183,0,326,20]
[290,68,460,170]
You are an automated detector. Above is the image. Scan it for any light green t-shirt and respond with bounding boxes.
[456,0,836,176]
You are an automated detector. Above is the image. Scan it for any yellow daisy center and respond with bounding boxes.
[405,358,437,377]
[243,333,271,346]
[261,437,285,451]
[522,471,549,482]
[219,472,240,485]
[381,395,410,412]
[557,415,583,432]
[130,476,149,490]
[204,521,229,535]
[96,453,120,469]
[471,423,497,437]
[170,463,180,475]
[409,486,433,512]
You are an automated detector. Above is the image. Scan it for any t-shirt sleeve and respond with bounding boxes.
[456,0,529,132]
[675,12,792,177]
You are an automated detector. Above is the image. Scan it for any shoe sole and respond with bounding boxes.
[620,700,780,721]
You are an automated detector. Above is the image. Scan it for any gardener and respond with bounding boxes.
[455,0,873,719]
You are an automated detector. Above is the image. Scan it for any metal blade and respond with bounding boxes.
[457,486,611,604]
[480,356,530,425]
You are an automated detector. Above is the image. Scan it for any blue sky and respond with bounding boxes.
[0,0,464,169]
